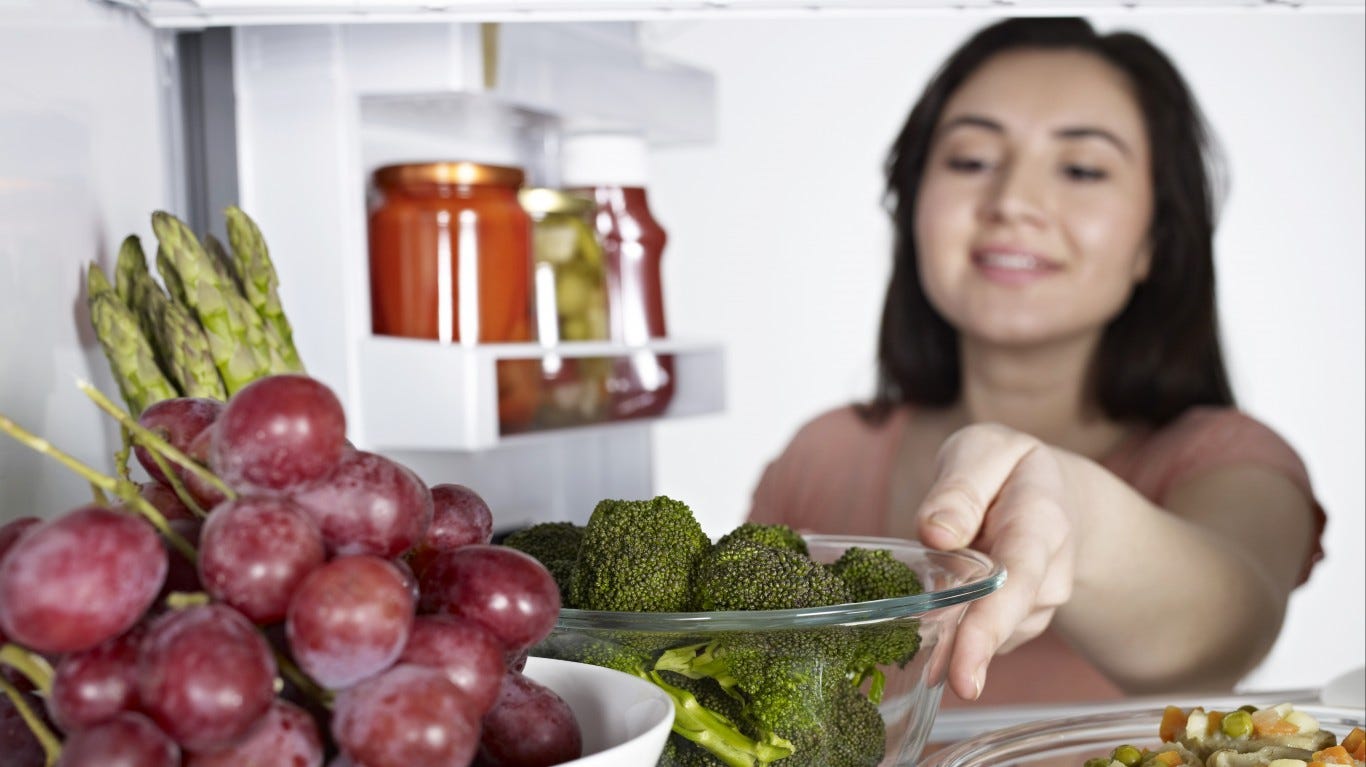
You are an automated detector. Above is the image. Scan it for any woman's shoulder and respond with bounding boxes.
[1109,405,1313,501]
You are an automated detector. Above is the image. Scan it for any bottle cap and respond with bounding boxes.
[560,133,649,188]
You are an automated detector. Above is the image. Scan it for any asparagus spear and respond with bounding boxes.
[225,206,305,372]
[86,263,179,415]
[156,247,188,307]
[119,237,227,401]
[151,211,272,395]
[204,232,245,294]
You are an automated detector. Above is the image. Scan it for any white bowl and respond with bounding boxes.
[523,655,674,767]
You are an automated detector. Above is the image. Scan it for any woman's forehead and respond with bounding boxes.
[939,48,1147,147]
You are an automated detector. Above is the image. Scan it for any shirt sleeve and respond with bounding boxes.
[1154,408,1326,585]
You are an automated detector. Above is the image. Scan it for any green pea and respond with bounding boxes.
[1112,744,1143,766]
[1084,759,1113,767]
[1222,709,1254,739]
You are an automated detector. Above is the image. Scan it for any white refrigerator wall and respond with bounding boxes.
[0,0,174,521]
[645,14,1365,691]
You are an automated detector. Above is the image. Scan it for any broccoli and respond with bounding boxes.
[830,547,925,694]
[692,538,852,611]
[829,546,923,602]
[655,629,884,767]
[714,522,808,557]
[570,496,711,612]
[502,521,584,599]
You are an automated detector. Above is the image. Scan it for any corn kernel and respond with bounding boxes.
[1267,760,1308,767]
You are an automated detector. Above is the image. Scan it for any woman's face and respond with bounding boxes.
[914,48,1154,349]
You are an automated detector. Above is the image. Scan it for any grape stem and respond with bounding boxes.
[0,673,61,766]
[165,591,211,610]
[0,643,55,695]
[89,481,110,506]
[0,413,198,563]
[274,647,334,710]
[115,425,133,482]
[142,439,209,519]
[76,379,236,504]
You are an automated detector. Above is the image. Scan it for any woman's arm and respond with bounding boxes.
[917,423,1315,700]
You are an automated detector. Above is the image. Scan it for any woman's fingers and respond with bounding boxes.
[917,423,1042,550]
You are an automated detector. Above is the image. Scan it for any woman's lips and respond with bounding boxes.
[970,248,1061,285]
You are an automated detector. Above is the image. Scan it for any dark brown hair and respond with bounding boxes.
[869,17,1234,426]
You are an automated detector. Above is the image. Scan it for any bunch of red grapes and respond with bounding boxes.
[0,375,581,767]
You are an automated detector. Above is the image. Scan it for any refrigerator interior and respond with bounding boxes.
[0,0,1361,711]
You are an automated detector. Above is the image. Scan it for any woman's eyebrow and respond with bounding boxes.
[1054,126,1133,158]
[938,114,1004,136]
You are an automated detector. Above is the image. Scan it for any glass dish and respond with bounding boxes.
[532,534,1005,766]
[921,705,1366,767]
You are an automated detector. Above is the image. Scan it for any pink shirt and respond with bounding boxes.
[748,406,1325,706]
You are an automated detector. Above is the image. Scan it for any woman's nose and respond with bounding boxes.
[982,160,1048,226]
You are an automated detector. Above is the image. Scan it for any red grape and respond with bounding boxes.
[0,506,167,654]
[332,664,480,767]
[133,397,223,486]
[137,604,276,752]
[0,515,39,644]
[181,428,227,510]
[138,481,195,522]
[407,484,493,578]
[55,711,179,767]
[185,699,324,767]
[0,682,46,766]
[478,671,582,767]
[46,626,144,733]
[286,555,414,689]
[291,450,433,559]
[398,615,506,717]
[154,517,204,609]
[418,545,560,655]
[211,374,348,493]
[198,496,325,624]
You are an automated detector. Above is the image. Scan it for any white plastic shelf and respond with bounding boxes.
[354,337,725,451]
[103,0,1365,29]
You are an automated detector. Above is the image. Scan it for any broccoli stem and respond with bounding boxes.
[646,669,793,767]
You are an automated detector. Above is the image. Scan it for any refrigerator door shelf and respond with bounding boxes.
[353,336,725,451]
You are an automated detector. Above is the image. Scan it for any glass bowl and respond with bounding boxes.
[921,705,1366,767]
[531,534,1005,766]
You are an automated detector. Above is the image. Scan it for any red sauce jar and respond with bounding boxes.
[368,161,540,432]
[368,161,534,344]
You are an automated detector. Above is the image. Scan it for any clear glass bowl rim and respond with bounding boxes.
[921,704,1366,766]
[552,534,1006,632]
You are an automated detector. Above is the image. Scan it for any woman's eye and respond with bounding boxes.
[1063,164,1108,182]
[946,156,991,174]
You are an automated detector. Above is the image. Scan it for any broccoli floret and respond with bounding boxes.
[714,522,808,557]
[830,547,925,688]
[656,629,883,767]
[570,496,710,612]
[659,735,729,767]
[692,539,851,611]
[829,547,923,602]
[502,521,584,600]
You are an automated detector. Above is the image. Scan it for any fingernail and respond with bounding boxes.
[927,512,963,543]
[972,660,989,700]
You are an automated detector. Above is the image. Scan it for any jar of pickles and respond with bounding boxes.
[518,188,609,344]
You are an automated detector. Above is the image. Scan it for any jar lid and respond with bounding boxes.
[373,161,525,189]
[518,188,593,215]
[561,133,648,188]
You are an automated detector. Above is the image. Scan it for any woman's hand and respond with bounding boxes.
[915,423,1083,701]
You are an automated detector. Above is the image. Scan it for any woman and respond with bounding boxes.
[748,18,1324,706]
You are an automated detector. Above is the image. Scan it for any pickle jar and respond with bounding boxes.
[367,161,534,344]
[518,188,610,344]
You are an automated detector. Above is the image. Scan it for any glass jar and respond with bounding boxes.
[519,188,610,344]
[562,133,675,421]
[367,161,534,344]
[368,161,539,432]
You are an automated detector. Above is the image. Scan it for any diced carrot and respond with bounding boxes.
[1151,750,1184,767]
[1342,727,1365,759]
[1160,706,1188,742]
[1208,710,1224,736]
[1308,761,1326,767]
[1251,707,1300,736]
[1311,745,1353,765]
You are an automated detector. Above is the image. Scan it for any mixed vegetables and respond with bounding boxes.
[1086,704,1366,767]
